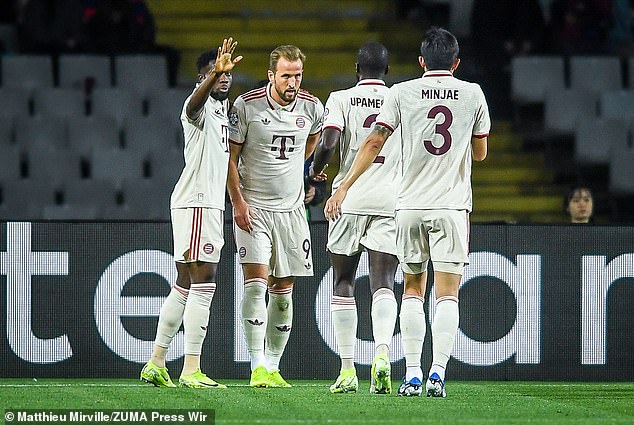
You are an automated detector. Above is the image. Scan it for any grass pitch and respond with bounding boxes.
[1,379,633,424]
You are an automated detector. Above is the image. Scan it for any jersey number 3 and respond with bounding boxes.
[424,105,453,155]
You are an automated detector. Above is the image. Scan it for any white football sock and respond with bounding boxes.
[241,278,268,370]
[400,295,426,381]
[430,296,459,382]
[331,296,357,370]
[151,285,189,367]
[265,287,293,371]
[371,288,397,357]
[183,283,215,356]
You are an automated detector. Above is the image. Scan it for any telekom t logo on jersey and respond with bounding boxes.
[270,135,295,160]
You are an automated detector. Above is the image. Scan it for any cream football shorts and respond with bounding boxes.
[327,213,397,256]
[171,207,224,263]
[396,209,470,275]
[233,206,313,278]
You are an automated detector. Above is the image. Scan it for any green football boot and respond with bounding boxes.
[370,353,392,394]
[329,368,358,394]
[267,370,292,388]
[249,365,269,388]
[179,370,227,389]
[140,361,177,388]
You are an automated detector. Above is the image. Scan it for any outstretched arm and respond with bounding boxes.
[186,37,243,120]
[324,124,392,220]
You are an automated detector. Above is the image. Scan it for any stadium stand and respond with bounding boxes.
[511,56,565,105]
[58,54,112,89]
[33,87,86,118]
[90,88,144,126]
[0,0,631,222]
[1,55,53,91]
[0,87,31,119]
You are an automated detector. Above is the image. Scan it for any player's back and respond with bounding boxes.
[326,80,400,216]
[378,70,490,212]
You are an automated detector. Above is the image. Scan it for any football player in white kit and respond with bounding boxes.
[227,45,324,388]
[140,38,242,389]
[309,42,400,394]
[325,28,490,398]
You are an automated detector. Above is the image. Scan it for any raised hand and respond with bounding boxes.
[213,37,243,74]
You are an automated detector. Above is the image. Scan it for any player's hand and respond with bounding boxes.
[304,185,316,204]
[324,188,347,221]
[233,199,254,233]
[213,37,243,75]
[308,164,327,183]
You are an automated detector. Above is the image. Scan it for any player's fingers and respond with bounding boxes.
[233,55,243,65]
[230,41,238,53]
[324,200,334,220]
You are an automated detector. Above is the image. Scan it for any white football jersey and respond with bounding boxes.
[170,93,230,210]
[376,70,490,212]
[324,79,400,216]
[229,83,324,212]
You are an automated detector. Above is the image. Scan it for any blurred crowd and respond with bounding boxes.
[0,0,179,84]
[397,0,633,56]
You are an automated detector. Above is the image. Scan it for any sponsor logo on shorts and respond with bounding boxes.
[203,243,214,254]
[296,117,305,128]
[304,263,312,270]
[247,319,264,326]
[276,325,292,332]
[239,246,247,258]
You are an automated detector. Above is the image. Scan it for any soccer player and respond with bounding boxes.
[140,37,242,389]
[227,45,324,388]
[325,27,490,398]
[309,42,400,394]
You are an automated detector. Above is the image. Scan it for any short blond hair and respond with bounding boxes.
[269,45,306,72]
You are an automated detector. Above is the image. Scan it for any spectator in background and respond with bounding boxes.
[17,0,88,53]
[83,0,180,85]
[471,0,545,117]
[565,186,594,223]
[0,0,17,23]
[83,0,155,53]
[548,0,612,54]
[609,0,633,53]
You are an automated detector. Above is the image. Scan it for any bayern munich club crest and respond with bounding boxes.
[295,117,305,128]
[239,246,247,258]
[203,243,215,255]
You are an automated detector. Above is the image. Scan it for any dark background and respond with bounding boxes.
[1,221,632,381]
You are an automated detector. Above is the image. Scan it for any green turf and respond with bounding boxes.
[1,379,633,424]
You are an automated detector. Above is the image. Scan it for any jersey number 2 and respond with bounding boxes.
[363,113,385,164]
[424,105,453,155]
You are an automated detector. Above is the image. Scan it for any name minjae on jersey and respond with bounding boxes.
[421,89,459,100]
[350,97,384,108]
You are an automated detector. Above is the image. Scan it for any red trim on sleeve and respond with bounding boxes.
[323,125,342,131]
[472,133,489,139]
